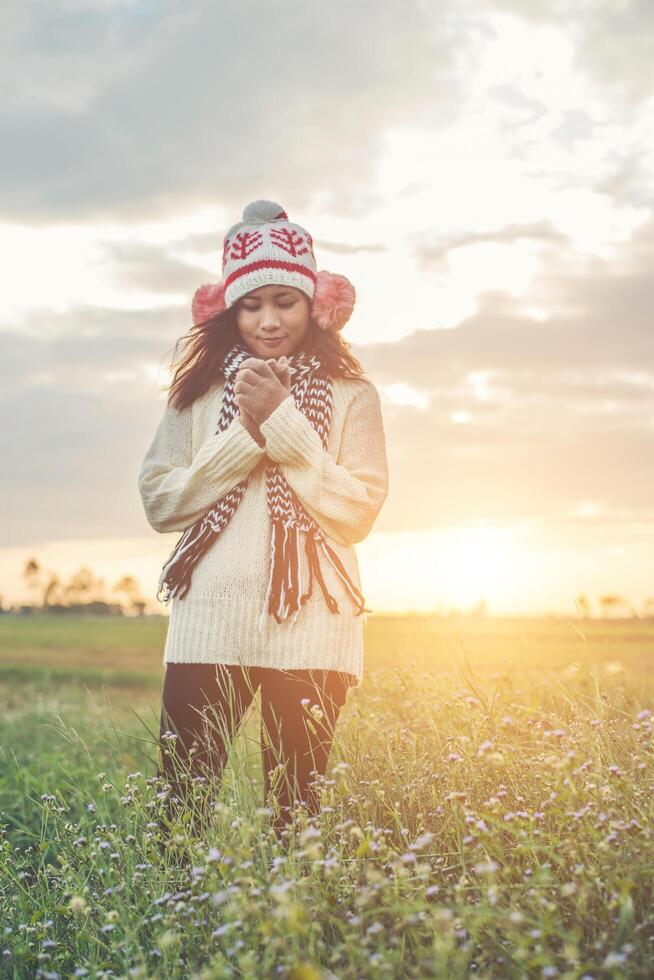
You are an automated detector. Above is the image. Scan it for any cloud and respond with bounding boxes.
[0,0,468,223]
[100,240,211,295]
[489,0,654,107]
[414,219,570,269]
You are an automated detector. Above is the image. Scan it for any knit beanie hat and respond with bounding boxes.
[192,199,356,333]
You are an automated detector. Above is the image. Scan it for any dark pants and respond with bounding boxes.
[157,663,352,838]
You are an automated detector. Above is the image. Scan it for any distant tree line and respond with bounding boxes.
[0,558,152,616]
[0,562,651,620]
[575,592,654,619]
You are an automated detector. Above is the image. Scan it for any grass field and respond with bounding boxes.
[0,613,652,978]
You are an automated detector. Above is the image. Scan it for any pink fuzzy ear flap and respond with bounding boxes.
[191,281,227,325]
[191,272,356,331]
[311,270,356,332]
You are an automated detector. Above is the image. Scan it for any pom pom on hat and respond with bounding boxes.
[311,270,356,332]
[192,281,226,325]
[242,199,288,224]
[224,199,288,239]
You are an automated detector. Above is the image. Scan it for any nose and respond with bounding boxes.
[259,305,281,329]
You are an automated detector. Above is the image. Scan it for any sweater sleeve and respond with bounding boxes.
[138,397,266,533]
[258,381,389,546]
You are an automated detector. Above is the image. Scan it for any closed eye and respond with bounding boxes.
[242,301,296,311]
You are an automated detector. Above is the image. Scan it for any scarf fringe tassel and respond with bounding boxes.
[159,515,373,634]
[256,522,372,635]
[156,518,215,605]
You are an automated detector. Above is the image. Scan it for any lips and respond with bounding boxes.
[260,337,285,345]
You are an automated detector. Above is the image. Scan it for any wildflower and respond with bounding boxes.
[157,930,181,950]
[477,740,493,756]
[602,951,627,968]
[68,896,89,916]
[473,860,498,874]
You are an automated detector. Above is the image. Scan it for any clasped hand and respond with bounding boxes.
[234,357,292,440]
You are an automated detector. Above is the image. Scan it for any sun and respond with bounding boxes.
[361,522,534,614]
[439,525,520,606]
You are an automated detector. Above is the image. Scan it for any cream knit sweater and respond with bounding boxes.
[138,373,389,687]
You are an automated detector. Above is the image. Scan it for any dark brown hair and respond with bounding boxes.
[164,297,366,411]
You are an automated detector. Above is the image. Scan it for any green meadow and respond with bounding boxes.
[0,613,653,978]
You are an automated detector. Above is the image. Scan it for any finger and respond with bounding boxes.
[235,368,268,386]
[266,361,286,380]
[237,366,276,386]
[237,358,274,379]
[234,378,257,394]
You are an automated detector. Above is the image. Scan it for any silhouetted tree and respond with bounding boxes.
[113,575,147,615]
[43,573,64,608]
[576,593,591,618]
[62,566,107,605]
[598,594,629,618]
[22,558,43,608]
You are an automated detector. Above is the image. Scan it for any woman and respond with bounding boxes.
[138,199,389,841]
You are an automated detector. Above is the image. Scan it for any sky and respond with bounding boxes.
[2,0,653,617]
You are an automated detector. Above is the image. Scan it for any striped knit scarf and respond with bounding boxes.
[156,342,370,634]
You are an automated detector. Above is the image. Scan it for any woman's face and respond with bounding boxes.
[235,285,312,359]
